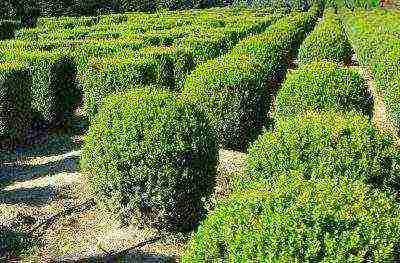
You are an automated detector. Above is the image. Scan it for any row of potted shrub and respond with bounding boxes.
[182,11,400,261]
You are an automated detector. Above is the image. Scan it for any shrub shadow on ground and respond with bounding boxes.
[0,113,88,162]
[0,155,80,189]
[0,185,71,206]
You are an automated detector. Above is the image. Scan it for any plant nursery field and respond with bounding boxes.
[0,1,400,262]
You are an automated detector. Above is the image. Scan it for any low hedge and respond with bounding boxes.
[81,87,218,231]
[182,175,400,261]
[343,11,400,132]
[181,11,318,151]
[240,111,400,192]
[372,49,400,131]
[82,16,278,121]
[23,52,81,126]
[0,63,32,140]
[298,12,353,65]
[275,61,370,117]
[82,46,185,120]
[0,20,18,40]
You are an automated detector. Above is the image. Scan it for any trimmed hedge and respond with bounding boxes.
[182,176,400,261]
[298,12,353,65]
[81,15,278,120]
[0,20,18,40]
[275,61,369,117]
[82,46,183,120]
[344,11,400,133]
[181,10,318,151]
[240,111,400,192]
[81,87,218,231]
[0,63,32,140]
[23,52,80,126]
[372,49,400,131]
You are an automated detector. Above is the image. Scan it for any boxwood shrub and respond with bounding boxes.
[0,63,32,140]
[81,15,280,121]
[23,51,80,126]
[182,175,400,261]
[240,111,400,192]
[343,11,400,132]
[372,49,400,132]
[82,47,183,120]
[275,61,370,117]
[0,20,18,40]
[181,11,318,151]
[298,12,353,65]
[81,87,218,231]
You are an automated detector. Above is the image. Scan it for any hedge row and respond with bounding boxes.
[242,111,400,192]
[0,0,226,21]
[181,8,319,151]
[0,50,81,130]
[343,11,400,133]
[183,10,400,261]
[298,11,352,65]
[183,174,400,261]
[275,61,370,117]
[1,8,272,58]
[82,15,279,120]
[0,63,32,141]
[183,80,400,261]
[81,87,218,231]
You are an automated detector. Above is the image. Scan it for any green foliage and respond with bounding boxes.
[324,0,379,10]
[298,12,353,65]
[0,226,38,259]
[182,175,400,261]
[81,87,218,231]
[22,52,80,126]
[233,0,315,12]
[373,49,400,130]
[0,20,18,40]
[181,11,318,151]
[1,0,227,21]
[81,14,278,121]
[276,61,369,117]
[0,63,32,140]
[82,46,181,120]
[241,111,400,192]
[344,11,400,132]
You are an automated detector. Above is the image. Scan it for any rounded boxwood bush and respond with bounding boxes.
[0,63,32,141]
[81,87,218,231]
[241,111,400,192]
[298,12,353,65]
[275,61,370,118]
[182,175,400,262]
